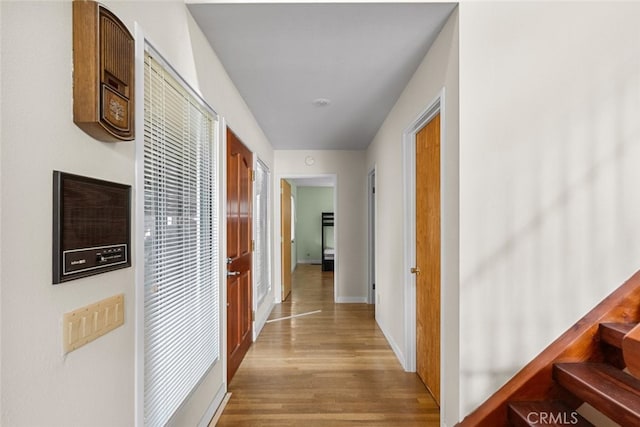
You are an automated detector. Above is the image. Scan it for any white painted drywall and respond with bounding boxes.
[0,1,274,426]
[459,1,640,417]
[274,151,367,303]
[365,8,459,426]
[1,2,135,425]
[0,1,3,419]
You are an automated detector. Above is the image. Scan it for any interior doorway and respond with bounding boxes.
[226,128,254,383]
[277,175,337,303]
[368,169,376,306]
[402,89,459,423]
[415,113,441,405]
[280,179,292,301]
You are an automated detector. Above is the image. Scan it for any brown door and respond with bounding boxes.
[415,113,441,405]
[280,179,292,301]
[227,128,253,383]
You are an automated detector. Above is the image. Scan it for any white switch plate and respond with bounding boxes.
[63,293,124,354]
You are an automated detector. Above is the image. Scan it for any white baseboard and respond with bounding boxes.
[197,383,227,427]
[376,317,406,369]
[335,296,368,303]
[297,259,321,264]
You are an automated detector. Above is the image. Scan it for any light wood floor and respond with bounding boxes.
[217,264,439,426]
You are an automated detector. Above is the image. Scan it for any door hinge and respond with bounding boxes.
[251,239,255,251]
[251,310,255,322]
[251,169,255,182]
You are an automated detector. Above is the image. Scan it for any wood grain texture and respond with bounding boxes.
[281,180,292,301]
[600,323,636,349]
[73,0,134,141]
[622,323,640,379]
[217,264,439,426]
[227,129,253,384]
[456,270,640,427]
[416,113,441,406]
[553,363,640,426]
[507,401,593,427]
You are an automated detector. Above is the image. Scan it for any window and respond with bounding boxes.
[143,49,219,426]
[254,160,271,304]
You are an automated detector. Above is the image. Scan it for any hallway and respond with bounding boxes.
[216,264,439,426]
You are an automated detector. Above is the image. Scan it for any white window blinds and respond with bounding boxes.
[143,50,219,426]
[254,160,270,305]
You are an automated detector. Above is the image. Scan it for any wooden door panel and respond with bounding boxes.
[239,271,251,339]
[227,128,253,384]
[227,276,240,354]
[281,180,292,301]
[227,153,240,259]
[416,113,441,406]
[240,157,251,256]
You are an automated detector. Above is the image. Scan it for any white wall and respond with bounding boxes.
[274,151,367,303]
[0,1,274,426]
[0,1,3,419]
[365,9,459,426]
[1,2,135,425]
[459,1,640,417]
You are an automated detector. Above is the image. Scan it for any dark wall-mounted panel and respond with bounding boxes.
[53,171,131,284]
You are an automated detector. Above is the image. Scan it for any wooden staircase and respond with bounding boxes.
[457,271,640,426]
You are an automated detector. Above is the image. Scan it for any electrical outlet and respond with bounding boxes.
[63,293,124,354]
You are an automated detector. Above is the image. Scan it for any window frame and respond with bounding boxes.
[134,39,222,426]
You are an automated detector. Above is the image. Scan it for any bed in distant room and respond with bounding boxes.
[321,212,334,272]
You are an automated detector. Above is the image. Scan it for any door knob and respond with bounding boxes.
[227,271,240,277]
[410,267,421,275]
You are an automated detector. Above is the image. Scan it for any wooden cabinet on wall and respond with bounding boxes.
[73,0,134,142]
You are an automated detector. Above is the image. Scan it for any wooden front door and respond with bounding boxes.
[227,128,253,383]
[415,113,441,405]
[281,179,292,301]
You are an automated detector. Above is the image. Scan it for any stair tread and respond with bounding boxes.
[600,322,637,348]
[554,362,640,426]
[508,401,594,426]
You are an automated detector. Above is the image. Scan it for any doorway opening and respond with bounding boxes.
[402,88,459,423]
[368,168,376,306]
[276,175,337,304]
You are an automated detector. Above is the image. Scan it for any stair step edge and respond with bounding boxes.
[553,362,640,426]
[599,323,637,348]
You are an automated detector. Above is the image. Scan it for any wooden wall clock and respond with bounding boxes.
[73,0,134,142]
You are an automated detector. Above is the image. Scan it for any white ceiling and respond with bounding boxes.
[187,2,456,150]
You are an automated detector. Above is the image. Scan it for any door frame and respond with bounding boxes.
[280,179,293,302]
[402,88,459,423]
[225,126,254,384]
[252,157,274,341]
[273,174,337,303]
[367,167,376,305]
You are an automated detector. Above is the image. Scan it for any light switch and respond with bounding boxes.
[63,294,124,354]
